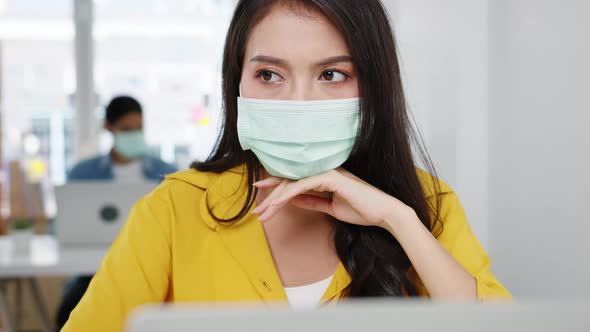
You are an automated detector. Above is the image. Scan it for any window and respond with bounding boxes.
[0,0,74,187]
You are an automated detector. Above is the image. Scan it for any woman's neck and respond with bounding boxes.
[255,169,340,287]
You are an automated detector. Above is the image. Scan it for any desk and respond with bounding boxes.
[0,235,108,332]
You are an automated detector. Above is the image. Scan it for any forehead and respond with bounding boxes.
[245,4,350,60]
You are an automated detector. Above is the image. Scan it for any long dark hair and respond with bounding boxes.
[192,0,442,297]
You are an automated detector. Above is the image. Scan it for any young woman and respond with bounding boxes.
[62,0,510,330]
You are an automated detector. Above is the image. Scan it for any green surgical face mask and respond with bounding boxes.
[114,131,147,159]
[237,97,360,180]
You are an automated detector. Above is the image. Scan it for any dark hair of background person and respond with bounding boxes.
[192,0,443,298]
[105,95,143,125]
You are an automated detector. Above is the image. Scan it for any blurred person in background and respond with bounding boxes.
[55,95,177,330]
[67,95,177,182]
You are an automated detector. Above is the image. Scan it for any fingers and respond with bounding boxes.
[251,178,290,215]
[257,196,284,221]
[258,175,335,221]
[256,179,310,221]
[253,177,283,189]
[271,174,336,208]
[291,194,334,216]
[252,171,343,222]
[337,168,369,186]
[269,180,314,209]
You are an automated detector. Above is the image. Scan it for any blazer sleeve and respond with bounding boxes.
[61,190,173,331]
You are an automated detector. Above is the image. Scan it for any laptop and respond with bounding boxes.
[126,300,590,332]
[55,182,156,247]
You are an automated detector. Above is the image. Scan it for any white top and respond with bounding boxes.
[284,275,333,310]
[112,161,144,183]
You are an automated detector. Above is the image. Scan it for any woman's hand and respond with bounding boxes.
[253,168,479,299]
[251,168,417,233]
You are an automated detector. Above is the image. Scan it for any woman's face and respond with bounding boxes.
[240,5,359,101]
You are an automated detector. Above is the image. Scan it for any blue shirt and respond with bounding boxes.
[68,154,178,182]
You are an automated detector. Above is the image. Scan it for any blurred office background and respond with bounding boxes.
[1,0,589,330]
[0,0,234,185]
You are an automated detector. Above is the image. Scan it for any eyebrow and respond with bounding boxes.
[250,55,288,66]
[316,55,353,66]
[249,55,353,67]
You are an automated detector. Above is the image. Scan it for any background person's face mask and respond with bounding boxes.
[114,131,147,159]
[237,97,360,180]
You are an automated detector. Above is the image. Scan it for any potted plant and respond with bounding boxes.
[10,218,33,256]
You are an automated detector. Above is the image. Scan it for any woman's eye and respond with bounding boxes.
[256,70,283,83]
[319,70,349,82]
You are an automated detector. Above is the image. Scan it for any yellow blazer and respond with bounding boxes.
[62,166,510,331]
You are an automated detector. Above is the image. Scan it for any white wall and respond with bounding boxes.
[384,0,491,248]
[489,0,590,297]
[384,0,590,296]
